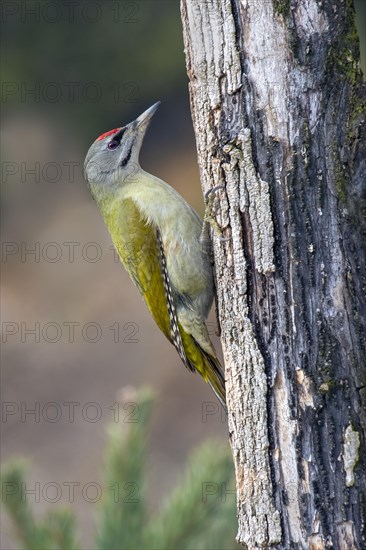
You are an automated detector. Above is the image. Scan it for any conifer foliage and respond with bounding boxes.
[2,389,238,550]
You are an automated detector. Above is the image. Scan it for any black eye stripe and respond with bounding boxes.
[120,144,133,167]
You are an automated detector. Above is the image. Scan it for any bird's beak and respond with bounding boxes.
[134,101,161,129]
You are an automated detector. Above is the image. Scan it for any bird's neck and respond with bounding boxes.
[89,165,144,211]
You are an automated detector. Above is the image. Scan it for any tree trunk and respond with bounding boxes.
[180,1,365,548]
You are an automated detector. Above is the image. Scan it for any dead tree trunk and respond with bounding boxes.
[181,1,365,548]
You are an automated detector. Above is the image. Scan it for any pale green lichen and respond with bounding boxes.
[273,0,290,18]
[318,382,330,393]
[343,424,360,487]
[327,0,363,86]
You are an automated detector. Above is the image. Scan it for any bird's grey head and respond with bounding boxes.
[84,101,160,189]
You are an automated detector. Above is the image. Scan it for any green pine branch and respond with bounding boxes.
[1,388,238,550]
[96,387,154,550]
[143,441,238,550]
[1,461,78,550]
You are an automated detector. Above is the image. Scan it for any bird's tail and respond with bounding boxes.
[198,343,227,411]
[178,326,226,410]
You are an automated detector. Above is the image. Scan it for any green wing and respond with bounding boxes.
[107,197,173,342]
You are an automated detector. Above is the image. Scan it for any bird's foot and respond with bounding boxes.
[201,185,230,243]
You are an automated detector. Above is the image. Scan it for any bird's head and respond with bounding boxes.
[84,101,160,189]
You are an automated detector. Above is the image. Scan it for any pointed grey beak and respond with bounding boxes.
[135,101,161,128]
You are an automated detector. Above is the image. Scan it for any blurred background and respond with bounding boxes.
[2,1,365,548]
[1,1,230,548]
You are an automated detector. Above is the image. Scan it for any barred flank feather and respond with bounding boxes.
[157,228,226,408]
[155,228,192,371]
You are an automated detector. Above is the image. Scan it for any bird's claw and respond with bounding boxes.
[217,235,231,242]
[201,185,230,243]
[204,185,225,202]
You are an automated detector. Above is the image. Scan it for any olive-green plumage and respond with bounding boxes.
[84,103,226,408]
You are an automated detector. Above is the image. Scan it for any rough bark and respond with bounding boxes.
[181,1,365,548]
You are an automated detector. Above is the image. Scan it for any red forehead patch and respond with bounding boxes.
[96,128,120,141]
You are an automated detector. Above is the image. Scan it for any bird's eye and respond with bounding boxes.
[108,140,119,150]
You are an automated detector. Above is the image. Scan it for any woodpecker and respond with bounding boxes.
[84,102,226,408]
